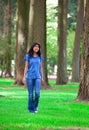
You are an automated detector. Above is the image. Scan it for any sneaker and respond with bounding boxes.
[35,108,38,113]
[29,110,35,114]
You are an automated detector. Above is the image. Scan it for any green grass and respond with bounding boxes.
[0,78,89,130]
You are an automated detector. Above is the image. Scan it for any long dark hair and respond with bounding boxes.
[28,42,41,57]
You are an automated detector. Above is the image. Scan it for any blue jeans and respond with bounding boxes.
[26,78,41,112]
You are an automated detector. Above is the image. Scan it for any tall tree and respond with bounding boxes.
[0,0,5,36]
[34,0,48,87]
[56,0,68,85]
[4,0,12,77]
[27,0,35,50]
[77,0,89,101]
[72,0,84,82]
[27,0,48,88]
[15,0,30,85]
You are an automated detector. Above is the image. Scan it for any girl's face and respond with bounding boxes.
[33,44,40,53]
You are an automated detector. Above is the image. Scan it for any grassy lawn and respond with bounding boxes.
[0,78,89,130]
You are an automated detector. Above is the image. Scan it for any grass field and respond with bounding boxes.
[0,78,89,130]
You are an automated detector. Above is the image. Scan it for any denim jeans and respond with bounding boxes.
[26,78,41,112]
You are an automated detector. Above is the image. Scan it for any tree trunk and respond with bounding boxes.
[27,0,35,50]
[34,0,48,88]
[72,0,84,82]
[56,0,68,85]
[0,1,5,36]
[4,0,12,77]
[15,0,30,85]
[27,0,49,88]
[77,0,89,101]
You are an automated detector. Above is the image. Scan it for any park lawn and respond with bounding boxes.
[0,78,89,130]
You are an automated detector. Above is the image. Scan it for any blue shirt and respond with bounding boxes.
[24,54,43,79]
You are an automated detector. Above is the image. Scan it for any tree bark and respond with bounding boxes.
[27,0,49,88]
[72,0,84,82]
[0,1,5,35]
[27,0,35,50]
[15,0,30,85]
[4,0,12,77]
[77,0,89,101]
[56,0,68,85]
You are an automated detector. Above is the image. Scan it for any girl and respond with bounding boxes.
[23,42,44,113]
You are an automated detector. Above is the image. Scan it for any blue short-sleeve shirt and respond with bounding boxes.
[24,54,43,79]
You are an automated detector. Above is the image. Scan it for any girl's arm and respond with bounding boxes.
[23,61,28,84]
[40,62,44,84]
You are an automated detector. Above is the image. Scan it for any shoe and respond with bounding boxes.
[35,108,38,113]
[29,110,35,113]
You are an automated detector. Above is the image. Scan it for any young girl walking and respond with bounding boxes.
[23,42,44,113]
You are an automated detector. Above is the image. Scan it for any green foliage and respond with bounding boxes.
[67,30,75,67]
[46,3,57,22]
[0,0,16,73]
[0,38,15,75]
[46,4,58,73]
[0,38,15,58]
[68,0,78,30]
[46,1,78,73]
[0,78,89,129]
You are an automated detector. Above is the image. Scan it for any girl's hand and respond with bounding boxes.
[41,78,44,85]
[22,77,26,85]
